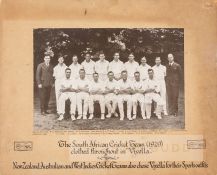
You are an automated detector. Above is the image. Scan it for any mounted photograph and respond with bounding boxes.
[33,28,184,131]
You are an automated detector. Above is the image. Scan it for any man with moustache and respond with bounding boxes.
[166,53,182,117]
[36,55,54,115]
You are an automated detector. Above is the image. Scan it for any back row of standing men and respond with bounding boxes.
[36,51,182,120]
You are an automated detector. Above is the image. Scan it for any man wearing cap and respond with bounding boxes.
[76,69,90,119]
[81,52,95,81]
[57,68,77,121]
[94,51,109,81]
[108,52,124,81]
[104,71,119,118]
[166,53,182,117]
[144,69,164,119]
[69,54,82,80]
[132,71,146,119]
[36,55,54,115]
[138,56,151,81]
[117,70,133,121]
[88,72,106,120]
[152,57,168,116]
[124,53,139,81]
[53,55,67,114]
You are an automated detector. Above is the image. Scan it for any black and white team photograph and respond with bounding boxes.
[33,28,184,130]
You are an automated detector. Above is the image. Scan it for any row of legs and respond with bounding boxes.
[58,92,164,120]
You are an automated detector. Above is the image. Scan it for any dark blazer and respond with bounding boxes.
[36,62,54,87]
[166,62,182,86]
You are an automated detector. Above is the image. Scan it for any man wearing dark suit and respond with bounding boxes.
[36,55,54,115]
[166,53,182,117]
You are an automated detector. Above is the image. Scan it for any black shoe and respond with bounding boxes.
[44,110,49,114]
[41,111,46,115]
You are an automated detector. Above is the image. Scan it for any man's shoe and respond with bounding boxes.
[106,113,111,118]
[146,116,151,119]
[101,114,105,120]
[142,116,147,119]
[132,114,136,119]
[128,117,133,121]
[114,112,119,117]
[57,114,64,121]
[77,115,82,119]
[44,110,49,114]
[89,114,94,120]
[83,115,88,120]
[120,116,124,121]
[71,114,76,121]
[164,111,168,116]
[157,115,162,119]
[41,111,46,116]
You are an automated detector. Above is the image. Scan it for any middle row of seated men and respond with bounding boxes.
[57,68,164,121]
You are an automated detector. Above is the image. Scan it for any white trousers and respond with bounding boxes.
[105,93,118,114]
[145,93,164,118]
[132,93,145,117]
[76,92,89,116]
[58,92,76,115]
[55,79,61,113]
[117,94,132,119]
[89,94,105,115]
[159,80,167,113]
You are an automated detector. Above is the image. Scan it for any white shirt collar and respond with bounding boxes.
[169,62,174,66]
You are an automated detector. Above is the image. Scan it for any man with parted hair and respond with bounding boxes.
[108,52,124,81]
[117,70,133,121]
[144,68,164,119]
[57,68,77,121]
[131,71,146,119]
[104,71,119,118]
[88,72,106,120]
[76,69,90,119]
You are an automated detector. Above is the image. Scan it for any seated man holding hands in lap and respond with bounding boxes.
[144,69,164,119]
[57,68,77,121]
[88,72,106,120]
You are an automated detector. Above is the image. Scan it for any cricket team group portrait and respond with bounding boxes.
[33,28,184,130]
